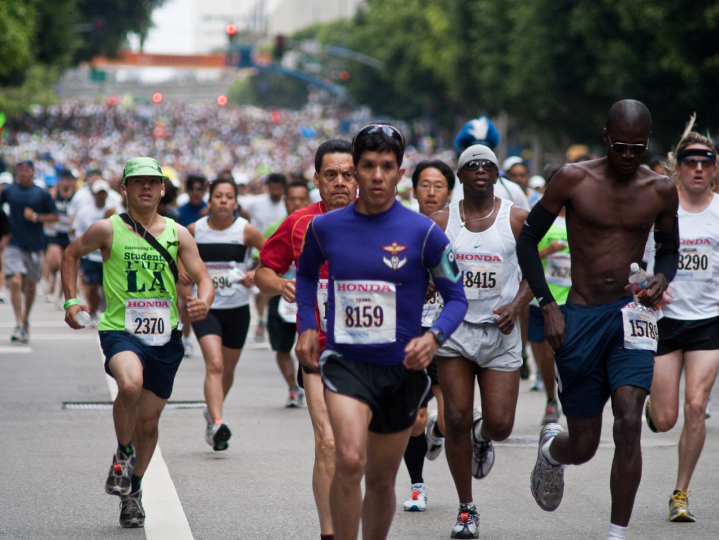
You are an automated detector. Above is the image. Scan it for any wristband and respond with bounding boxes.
[64,299,80,310]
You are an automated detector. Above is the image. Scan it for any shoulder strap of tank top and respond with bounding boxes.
[119,213,178,283]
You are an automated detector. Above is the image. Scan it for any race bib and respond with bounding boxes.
[317,279,329,332]
[206,262,239,297]
[545,253,571,287]
[676,240,712,281]
[621,302,661,352]
[57,213,73,232]
[125,298,172,346]
[334,280,396,344]
[456,253,503,299]
[278,297,298,324]
[421,291,443,328]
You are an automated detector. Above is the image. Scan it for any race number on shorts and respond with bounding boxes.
[545,253,571,287]
[334,280,396,344]
[317,279,329,332]
[676,239,712,281]
[621,303,661,352]
[456,253,503,299]
[125,298,172,346]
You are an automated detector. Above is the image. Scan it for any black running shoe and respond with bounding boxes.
[451,503,479,539]
[105,449,135,496]
[119,490,145,528]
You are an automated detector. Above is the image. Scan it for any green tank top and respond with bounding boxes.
[536,217,571,305]
[99,214,179,332]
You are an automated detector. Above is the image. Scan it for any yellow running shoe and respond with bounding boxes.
[668,490,696,522]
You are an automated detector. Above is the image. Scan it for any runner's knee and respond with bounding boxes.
[684,399,707,425]
[444,407,473,437]
[334,445,365,480]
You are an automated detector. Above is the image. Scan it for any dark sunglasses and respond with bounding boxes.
[462,160,497,172]
[353,124,405,146]
[680,158,715,169]
[608,136,647,155]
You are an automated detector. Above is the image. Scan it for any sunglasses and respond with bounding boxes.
[462,160,497,172]
[608,136,647,155]
[680,158,716,169]
[353,124,405,146]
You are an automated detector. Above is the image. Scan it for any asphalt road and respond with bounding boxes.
[2,298,718,539]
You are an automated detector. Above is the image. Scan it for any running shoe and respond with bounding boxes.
[10,325,24,343]
[286,387,305,408]
[205,420,231,451]
[471,411,495,479]
[184,340,193,357]
[451,503,479,539]
[22,321,29,343]
[403,483,428,512]
[668,490,695,522]
[530,371,545,392]
[530,423,565,511]
[519,353,530,380]
[542,398,561,425]
[645,396,659,433]
[425,411,445,461]
[254,320,266,343]
[119,490,145,528]
[105,449,135,496]
[203,406,212,429]
[89,314,100,328]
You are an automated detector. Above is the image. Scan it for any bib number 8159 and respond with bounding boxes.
[134,317,165,335]
[345,305,384,328]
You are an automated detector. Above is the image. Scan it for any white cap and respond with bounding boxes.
[457,144,499,172]
[91,179,110,193]
[528,175,546,189]
[0,172,12,184]
[502,156,524,172]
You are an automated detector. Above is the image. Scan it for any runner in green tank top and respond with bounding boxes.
[61,157,213,529]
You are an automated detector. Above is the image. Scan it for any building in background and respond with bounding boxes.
[266,0,362,36]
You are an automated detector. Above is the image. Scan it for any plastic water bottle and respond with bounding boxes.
[76,310,91,326]
[628,263,648,303]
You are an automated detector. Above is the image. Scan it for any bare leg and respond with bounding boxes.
[9,273,23,325]
[276,352,296,389]
[131,389,169,476]
[108,352,145,445]
[476,367,520,441]
[22,279,36,322]
[432,384,446,435]
[540,341,557,400]
[83,282,100,315]
[199,335,226,420]
[647,350,683,431]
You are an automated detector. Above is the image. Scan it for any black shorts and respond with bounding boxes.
[80,258,103,285]
[46,233,71,249]
[320,351,430,434]
[267,295,297,353]
[657,316,719,356]
[192,305,250,350]
[100,330,184,400]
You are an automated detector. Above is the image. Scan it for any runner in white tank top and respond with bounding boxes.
[429,144,533,539]
[644,135,719,523]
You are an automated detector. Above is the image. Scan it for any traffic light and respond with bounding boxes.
[273,35,285,61]
[226,23,237,45]
[152,92,163,103]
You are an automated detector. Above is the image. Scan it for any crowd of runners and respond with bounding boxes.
[1,98,717,540]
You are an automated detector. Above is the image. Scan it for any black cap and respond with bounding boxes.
[16,160,34,169]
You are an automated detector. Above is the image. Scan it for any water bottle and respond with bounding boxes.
[76,310,91,326]
[628,263,648,303]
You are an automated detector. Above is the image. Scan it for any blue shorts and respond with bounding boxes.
[80,258,103,285]
[528,305,545,343]
[100,330,184,400]
[554,297,654,418]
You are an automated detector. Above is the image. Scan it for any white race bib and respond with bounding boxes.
[545,253,571,287]
[317,279,329,332]
[456,253,503,299]
[621,302,661,352]
[278,297,298,324]
[334,280,396,344]
[57,213,73,232]
[125,298,172,346]
[206,262,239,297]
[676,240,712,281]
[421,291,443,328]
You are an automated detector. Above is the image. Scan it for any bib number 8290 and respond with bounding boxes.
[345,305,384,328]
[134,317,165,335]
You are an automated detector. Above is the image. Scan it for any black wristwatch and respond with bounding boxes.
[428,328,445,346]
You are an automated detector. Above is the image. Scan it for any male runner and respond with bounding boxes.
[61,157,213,528]
[516,100,679,540]
[295,124,467,540]
[255,139,357,540]
[42,169,76,304]
[431,144,533,539]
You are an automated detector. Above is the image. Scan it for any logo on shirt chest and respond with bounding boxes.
[382,242,408,270]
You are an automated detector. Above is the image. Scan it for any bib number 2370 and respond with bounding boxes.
[125,298,172,346]
[334,280,396,344]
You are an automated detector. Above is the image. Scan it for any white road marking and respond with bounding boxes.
[0,321,69,328]
[96,338,194,539]
[26,334,98,340]
[0,346,32,353]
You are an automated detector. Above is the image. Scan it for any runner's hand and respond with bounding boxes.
[178,270,193,287]
[404,333,438,370]
[23,207,36,221]
[282,278,296,303]
[638,274,668,308]
[186,296,210,322]
[65,303,90,329]
[239,269,255,288]
[541,302,566,351]
[296,329,319,370]
[493,303,519,335]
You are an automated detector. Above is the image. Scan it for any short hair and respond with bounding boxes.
[86,169,102,178]
[160,179,177,206]
[352,123,405,168]
[186,174,207,192]
[266,173,287,187]
[314,139,352,172]
[286,180,310,195]
[411,160,455,191]
[216,169,234,181]
[58,169,76,180]
[209,177,238,198]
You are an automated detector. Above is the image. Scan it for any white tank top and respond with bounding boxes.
[445,198,520,324]
[657,193,719,320]
[193,216,251,309]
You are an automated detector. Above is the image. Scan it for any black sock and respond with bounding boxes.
[433,424,445,439]
[320,535,334,540]
[118,441,134,456]
[131,475,143,494]
[403,434,428,485]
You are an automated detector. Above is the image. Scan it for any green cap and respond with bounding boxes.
[122,157,166,184]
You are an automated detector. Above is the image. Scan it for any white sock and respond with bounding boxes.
[472,419,486,442]
[541,438,561,465]
[608,523,627,540]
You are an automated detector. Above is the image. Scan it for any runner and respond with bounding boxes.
[0,160,59,343]
[254,139,357,540]
[644,118,719,522]
[263,180,312,408]
[295,124,467,540]
[187,177,264,451]
[61,157,213,528]
[42,169,76,304]
[430,144,533,539]
[516,100,679,540]
[401,159,454,513]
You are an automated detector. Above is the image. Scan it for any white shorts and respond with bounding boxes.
[4,245,43,283]
[435,320,522,372]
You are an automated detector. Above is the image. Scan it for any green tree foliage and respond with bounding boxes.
[228,72,309,110]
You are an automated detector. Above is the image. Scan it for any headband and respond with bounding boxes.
[677,148,716,163]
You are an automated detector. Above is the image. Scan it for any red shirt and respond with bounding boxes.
[260,201,329,349]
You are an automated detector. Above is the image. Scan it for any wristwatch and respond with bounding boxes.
[428,328,445,346]
[32,212,39,223]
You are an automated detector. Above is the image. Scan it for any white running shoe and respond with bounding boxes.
[425,411,445,461]
[403,483,428,512]
[285,387,305,408]
[184,340,193,357]
[451,503,479,538]
[471,411,494,479]
[205,420,231,451]
[530,422,565,511]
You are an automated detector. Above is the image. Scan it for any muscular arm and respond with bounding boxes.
[255,261,295,301]
[177,225,214,321]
